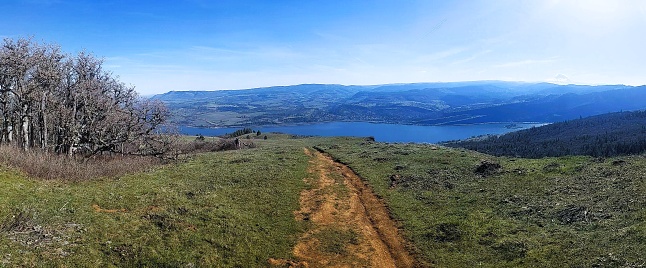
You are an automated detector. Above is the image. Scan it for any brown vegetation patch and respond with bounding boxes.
[146,206,163,212]
[0,145,162,181]
[0,136,255,182]
[92,204,126,213]
[1,209,84,257]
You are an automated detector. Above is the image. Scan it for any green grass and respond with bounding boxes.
[314,137,646,267]
[2,135,646,267]
[0,137,310,267]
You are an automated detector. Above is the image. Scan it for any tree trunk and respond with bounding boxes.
[41,93,48,151]
[8,122,13,143]
[21,114,29,150]
[1,115,8,143]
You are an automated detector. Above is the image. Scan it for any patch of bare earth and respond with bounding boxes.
[270,148,416,268]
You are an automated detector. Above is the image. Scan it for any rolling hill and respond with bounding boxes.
[152,81,643,127]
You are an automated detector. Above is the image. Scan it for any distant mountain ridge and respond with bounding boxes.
[152,81,643,127]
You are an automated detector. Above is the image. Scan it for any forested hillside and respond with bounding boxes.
[444,110,646,158]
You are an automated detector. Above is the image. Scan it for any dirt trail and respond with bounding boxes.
[270,148,416,267]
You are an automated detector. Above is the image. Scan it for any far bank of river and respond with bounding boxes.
[179,122,546,144]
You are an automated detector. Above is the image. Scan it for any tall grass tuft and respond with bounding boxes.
[0,145,162,181]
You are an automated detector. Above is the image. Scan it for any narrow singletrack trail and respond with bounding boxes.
[271,148,416,267]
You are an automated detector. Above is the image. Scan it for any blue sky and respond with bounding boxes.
[2,0,645,95]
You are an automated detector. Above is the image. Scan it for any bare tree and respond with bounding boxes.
[0,38,34,150]
[0,37,172,157]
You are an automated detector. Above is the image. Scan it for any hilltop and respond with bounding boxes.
[2,135,644,267]
[152,81,644,127]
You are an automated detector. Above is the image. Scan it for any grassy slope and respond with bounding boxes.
[2,135,646,267]
[315,137,646,268]
[0,135,309,267]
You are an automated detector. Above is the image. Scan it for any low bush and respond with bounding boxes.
[0,146,161,181]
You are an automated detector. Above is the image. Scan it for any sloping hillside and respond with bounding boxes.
[2,135,646,267]
[316,137,646,267]
[444,110,646,158]
[0,135,310,266]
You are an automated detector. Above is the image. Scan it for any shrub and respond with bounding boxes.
[0,145,161,181]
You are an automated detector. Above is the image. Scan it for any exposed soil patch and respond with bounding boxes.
[272,148,416,267]
[92,204,126,213]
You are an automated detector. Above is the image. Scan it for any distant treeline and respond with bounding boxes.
[222,128,258,139]
[444,110,646,158]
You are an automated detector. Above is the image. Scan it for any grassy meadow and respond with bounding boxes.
[0,134,309,267]
[315,137,646,267]
[0,134,645,267]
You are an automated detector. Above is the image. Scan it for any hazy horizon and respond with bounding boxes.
[151,80,638,95]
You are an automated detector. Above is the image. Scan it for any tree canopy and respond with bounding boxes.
[0,37,169,156]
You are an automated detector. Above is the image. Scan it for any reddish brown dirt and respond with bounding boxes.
[270,148,416,268]
[91,204,126,213]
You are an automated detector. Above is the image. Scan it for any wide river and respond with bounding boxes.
[180,122,545,143]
